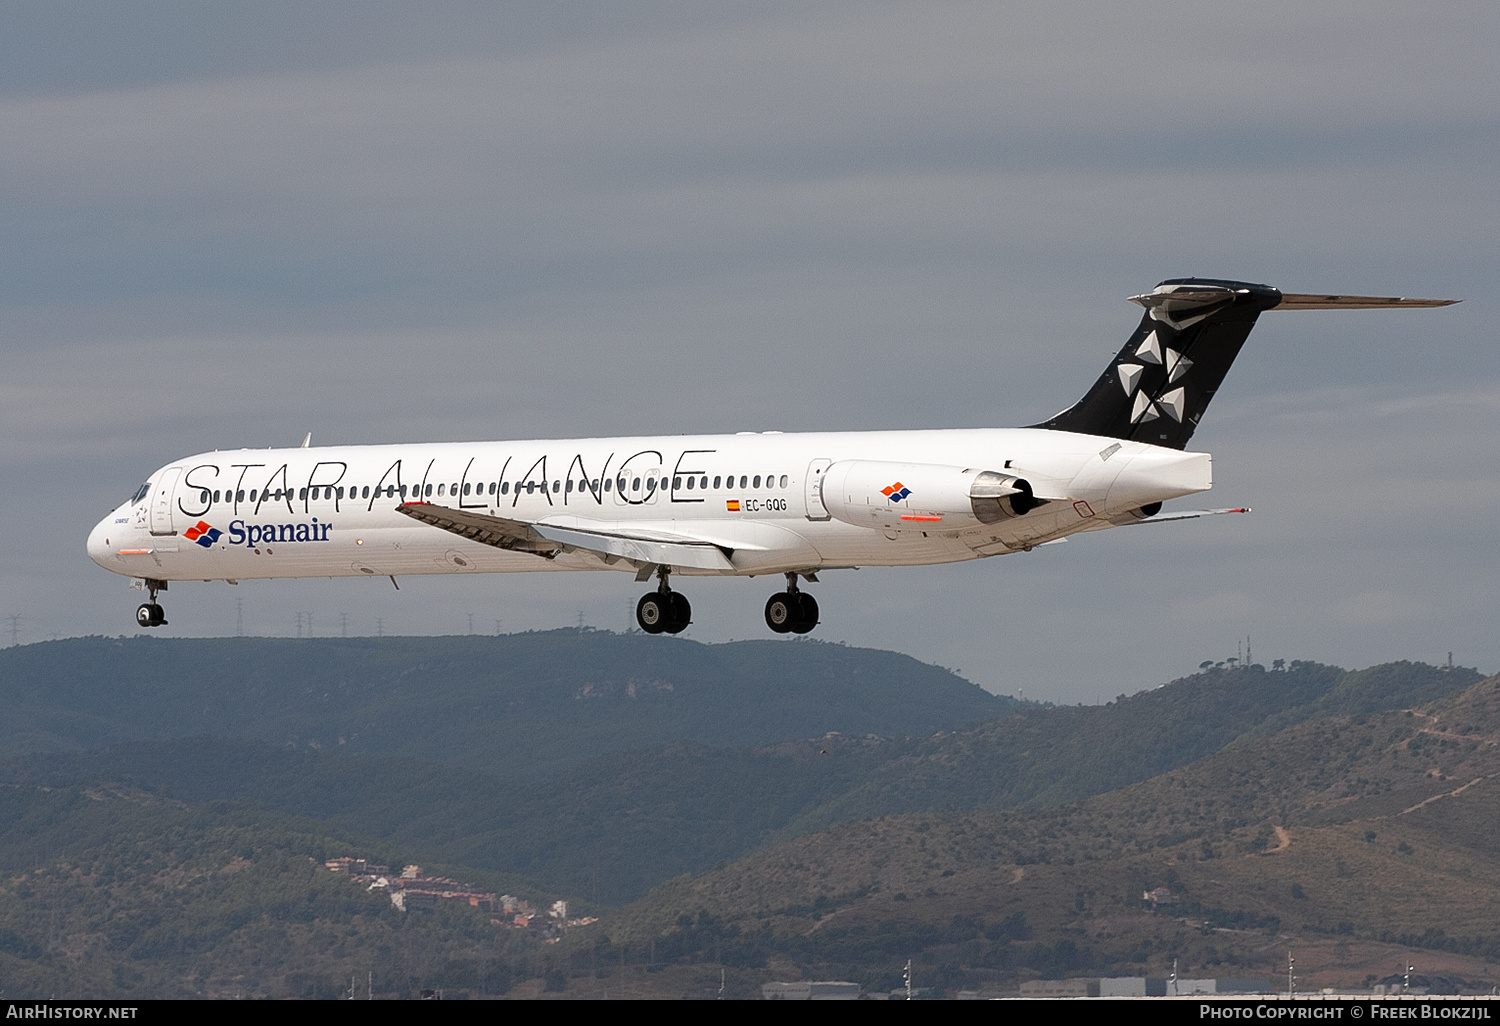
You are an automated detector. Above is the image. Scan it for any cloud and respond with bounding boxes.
[4,3,1498,696]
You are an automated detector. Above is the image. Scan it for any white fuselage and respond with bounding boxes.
[86,427,1212,584]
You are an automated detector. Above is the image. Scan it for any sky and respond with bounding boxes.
[3,2,1497,704]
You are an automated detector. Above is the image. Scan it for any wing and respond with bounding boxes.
[394,502,736,571]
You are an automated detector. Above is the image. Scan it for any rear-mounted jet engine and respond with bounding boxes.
[820,460,1043,533]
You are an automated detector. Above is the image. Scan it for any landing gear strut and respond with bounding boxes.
[135,579,167,628]
[765,573,818,635]
[635,567,690,635]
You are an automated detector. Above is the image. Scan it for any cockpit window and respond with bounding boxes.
[130,482,150,505]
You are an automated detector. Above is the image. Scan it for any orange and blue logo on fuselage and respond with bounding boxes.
[880,482,912,502]
[183,521,222,547]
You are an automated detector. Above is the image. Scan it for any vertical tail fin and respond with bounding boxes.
[1036,279,1457,449]
[1035,278,1282,449]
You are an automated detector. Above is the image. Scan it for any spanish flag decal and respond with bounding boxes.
[726,500,741,511]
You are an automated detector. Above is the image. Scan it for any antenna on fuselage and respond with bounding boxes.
[300,432,312,448]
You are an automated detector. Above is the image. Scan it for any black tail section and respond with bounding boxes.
[1036,278,1283,450]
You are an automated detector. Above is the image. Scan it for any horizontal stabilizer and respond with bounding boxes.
[1272,294,1458,311]
[1122,506,1251,526]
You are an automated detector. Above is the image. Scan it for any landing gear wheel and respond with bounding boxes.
[664,592,691,634]
[636,593,668,635]
[136,603,166,628]
[789,592,819,634]
[765,593,796,634]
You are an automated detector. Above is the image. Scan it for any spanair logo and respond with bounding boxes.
[183,520,222,547]
[881,482,912,502]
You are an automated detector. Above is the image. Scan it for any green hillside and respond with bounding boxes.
[1,637,1490,997]
[4,657,1476,906]
[770,661,1480,837]
[609,670,1500,994]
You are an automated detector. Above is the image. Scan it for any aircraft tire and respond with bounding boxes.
[790,592,819,634]
[764,593,796,634]
[664,592,691,634]
[636,593,668,634]
[136,603,166,628]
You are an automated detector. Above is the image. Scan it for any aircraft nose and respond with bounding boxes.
[86,515,115,569]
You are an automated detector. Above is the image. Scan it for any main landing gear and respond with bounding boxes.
[635,568,691,635]
[135,579,168,628]
[634,569,821,636]
[765,573,818,635]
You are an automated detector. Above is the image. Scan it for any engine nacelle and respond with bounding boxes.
[820,460,1039,532]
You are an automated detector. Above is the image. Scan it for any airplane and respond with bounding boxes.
[87,278,1454,635]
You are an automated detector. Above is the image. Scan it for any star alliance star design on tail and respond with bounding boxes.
[1116,329,1194,424]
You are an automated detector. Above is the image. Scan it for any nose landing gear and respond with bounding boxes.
[765,573,818,635]
[135,579,168,628]
[635,567,690,635]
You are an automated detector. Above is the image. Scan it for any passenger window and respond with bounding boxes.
[236,489,245,502]
[501,482,510,495]
[739,475,748,488]
[780,475,788,488]
[553,480,560,493]
[685,477,694,490]
[713,476,721,489]
[603,478,612,492]
[753,475,761,488]
[674,476,683,489]
[437,484,445,496]
[632,478,641,491]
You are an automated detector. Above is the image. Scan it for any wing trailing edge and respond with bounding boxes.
[395,502,735,571]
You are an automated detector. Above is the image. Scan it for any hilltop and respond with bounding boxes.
[0,631,1012,780]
